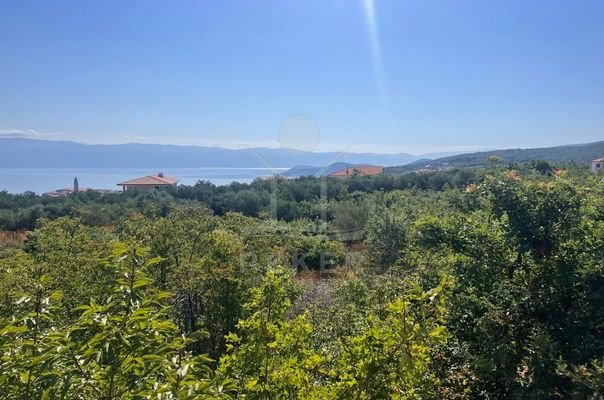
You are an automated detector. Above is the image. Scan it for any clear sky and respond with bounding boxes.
[1,0,603,154]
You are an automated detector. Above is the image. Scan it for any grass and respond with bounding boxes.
[0,231,27,250]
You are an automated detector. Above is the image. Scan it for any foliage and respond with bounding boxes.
[0,167,603,398]
[0,243,233,399]
[365,207,407,270]
[220,268,449,399]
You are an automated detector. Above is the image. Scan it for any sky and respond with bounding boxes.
[0,0,603,154]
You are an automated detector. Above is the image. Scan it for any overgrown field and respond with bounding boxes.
[1,165,603,398]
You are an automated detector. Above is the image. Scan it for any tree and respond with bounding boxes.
[366,208,407,269]
[219,266,323,399]
[0,243,234,399]
[330,281,449,400]
[487,155,503,169]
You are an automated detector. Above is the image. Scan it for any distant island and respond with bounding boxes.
[3,138,603,184]
[0,138,454,169]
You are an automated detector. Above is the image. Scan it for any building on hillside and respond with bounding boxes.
[415,165,435,173]
[329,165,384,177]
[591,158,604,173]
[117,172,179,192]
[43,187,91,197]
[256,175,290,182]
[43,176,90,197]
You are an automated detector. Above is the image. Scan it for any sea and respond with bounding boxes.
[0,168,287,194]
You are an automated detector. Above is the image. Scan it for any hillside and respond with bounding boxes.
[281,162,370,177]
[387,140,604,173]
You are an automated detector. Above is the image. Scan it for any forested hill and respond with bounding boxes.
[388,140,604,173]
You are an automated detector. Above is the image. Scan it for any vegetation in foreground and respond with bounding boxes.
[0,163,603,399]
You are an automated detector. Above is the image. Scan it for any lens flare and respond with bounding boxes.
[362,0,387,105]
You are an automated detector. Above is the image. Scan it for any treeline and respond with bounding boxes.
[0,168,478,231]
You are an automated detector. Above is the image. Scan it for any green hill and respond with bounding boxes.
[387,140,604,173]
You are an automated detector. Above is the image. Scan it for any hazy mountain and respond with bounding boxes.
[5,138,599,174]
[0,138,443,169]
[387,141,604,173]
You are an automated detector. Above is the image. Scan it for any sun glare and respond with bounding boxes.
[362,0,386,104]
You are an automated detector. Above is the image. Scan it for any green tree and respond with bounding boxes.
[366,208,407,270]
[0,243,234,399]
[329,281,449,400]
[219,266,323,399]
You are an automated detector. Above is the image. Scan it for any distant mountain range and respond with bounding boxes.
[387,140,604,173]
[0,138,457,169]
[2,138,600,174]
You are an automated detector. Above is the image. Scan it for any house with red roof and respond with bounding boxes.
[117,172,179,192]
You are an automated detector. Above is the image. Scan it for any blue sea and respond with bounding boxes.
[0,168,287,194]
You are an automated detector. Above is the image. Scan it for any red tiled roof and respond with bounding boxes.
[117,174,179,186]
[330,165,384,177]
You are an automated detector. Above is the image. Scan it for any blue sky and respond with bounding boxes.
[0,0,603,154]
